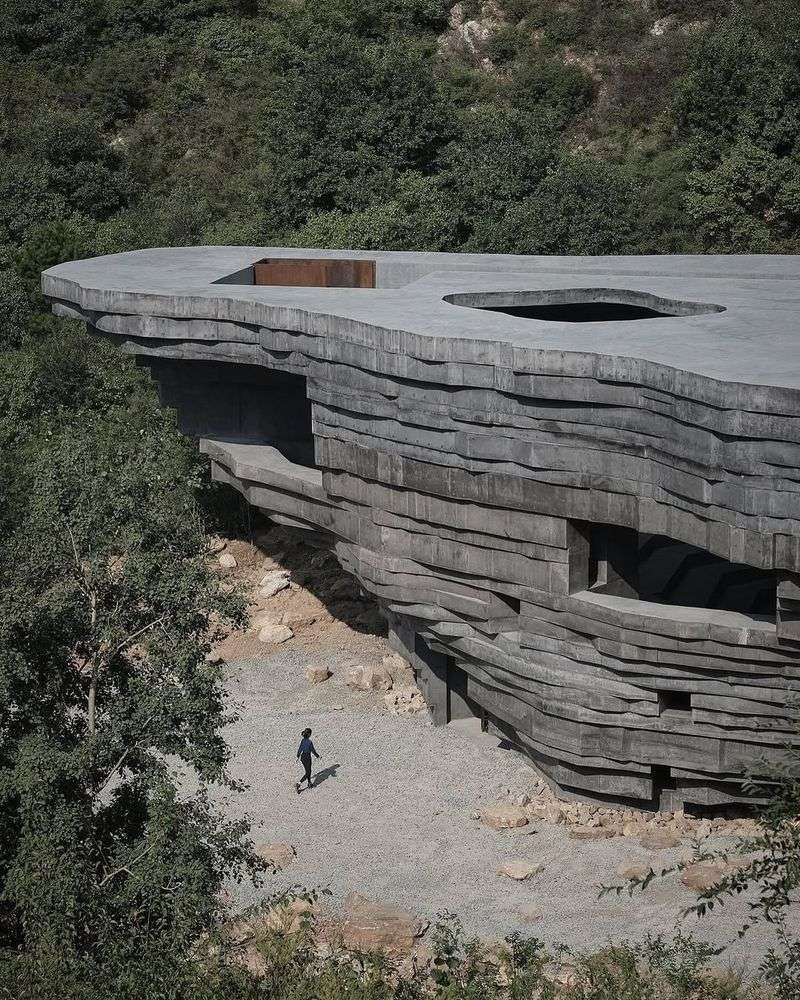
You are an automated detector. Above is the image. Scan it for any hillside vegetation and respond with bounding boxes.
[1,0,800,301]
[2,2,800,997]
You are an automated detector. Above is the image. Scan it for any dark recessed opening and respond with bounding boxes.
[147,360,316,469]
[443,289,725,323]
[659,690,692,714]
[573,521,776,618]
[477,301,670,323]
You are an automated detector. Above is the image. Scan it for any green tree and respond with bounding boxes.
[0,328,253,989]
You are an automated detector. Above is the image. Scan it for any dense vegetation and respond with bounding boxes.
[1,0,800,995]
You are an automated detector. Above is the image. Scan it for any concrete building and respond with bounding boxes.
[43,247,800,811]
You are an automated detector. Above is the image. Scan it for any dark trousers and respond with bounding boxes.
[299,753,313,786]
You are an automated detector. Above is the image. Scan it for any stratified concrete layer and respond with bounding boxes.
[43,248,800,810]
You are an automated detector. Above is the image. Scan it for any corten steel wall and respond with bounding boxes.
[43,247,800,812]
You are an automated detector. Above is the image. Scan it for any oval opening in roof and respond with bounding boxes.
[443,288,725,323]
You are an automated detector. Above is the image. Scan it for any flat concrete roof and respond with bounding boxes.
[43,246,800,391]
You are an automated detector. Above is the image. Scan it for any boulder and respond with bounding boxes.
[639,829,681,851]
[679,863,726,893]
[384,686,425,715]
[218,552,237,569]
[282,611,318,628]
[497,860,543,881]
[260,896,317,934]
[305,665,332,684]
[382,653,415,686]
[567,825,617,841]
[345,664,393,692]
[254,843,296,870]
[258,623,294,644]
[259,570,290,598]
[480,804,529,830]
[618,862,652,881]
[333,893,427,955]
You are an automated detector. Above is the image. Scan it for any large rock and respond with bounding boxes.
[306,665,331,684]
[680,862,726,892]
[260,897,317,935]
[218,552,237,569]
[259,570,290,598]
[345,664,393,692]
[497,860,542,881]
[382,653,415,686]
[258,623,294,644]
[384,686,425,715]
[254,843,296,870]
[639,829,681,850]
[567,825,617,841]
[618,862,652,881]
[333,893,427,955]
[480,804,529,830]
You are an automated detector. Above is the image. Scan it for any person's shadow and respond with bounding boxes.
[313,763,340,786]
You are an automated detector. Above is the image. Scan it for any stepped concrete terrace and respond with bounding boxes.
[43,247,800,811]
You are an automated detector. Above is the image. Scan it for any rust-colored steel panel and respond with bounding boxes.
[253,257,376,288]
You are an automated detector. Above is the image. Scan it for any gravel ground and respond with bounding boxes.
[217,647,798,971]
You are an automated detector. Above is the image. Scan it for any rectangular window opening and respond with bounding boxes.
[571,521,776,619]
[658,690,692,714]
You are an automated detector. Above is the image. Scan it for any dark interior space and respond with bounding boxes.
[658,690,692,714]
[476,301,672,322]
[146,359,316,467]
[578,522,776,616]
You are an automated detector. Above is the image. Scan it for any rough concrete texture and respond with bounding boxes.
[44,247,800,808]
[220,650,798,968]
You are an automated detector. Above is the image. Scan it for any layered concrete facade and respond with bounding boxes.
[43,248,800,811]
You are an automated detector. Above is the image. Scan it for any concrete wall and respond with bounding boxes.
[43,247,800,811]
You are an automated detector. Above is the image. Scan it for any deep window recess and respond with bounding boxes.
[658,690,692,714]
[576,523,776,617]
[152,360,316,469]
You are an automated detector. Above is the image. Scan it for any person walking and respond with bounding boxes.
[295,727,320,794]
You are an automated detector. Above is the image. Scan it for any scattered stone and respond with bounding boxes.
[305,665,332,684]
[680,863,727,893]
[345,664,393,692]
[497,860,542,881]
[205,651,224,665]
[618,862,652,881]
[254,843,296,870]
[331,893,428,955]
[260,897,317,934]
[218,552,237,569]
[480,804,529,830]
[384,686,425,715]
[282,612,318,628]
[567,825,617,841]
[639,829,681,851]
[382,653,415,686]
[258,623,294,644]
[259,570,290,598]
[516,907,543,924]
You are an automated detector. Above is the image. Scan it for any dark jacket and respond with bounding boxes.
[297,737,319,759]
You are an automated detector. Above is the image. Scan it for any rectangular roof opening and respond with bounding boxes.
[253,257,376,288]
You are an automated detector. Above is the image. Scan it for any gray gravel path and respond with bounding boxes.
[218,649,797,971]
